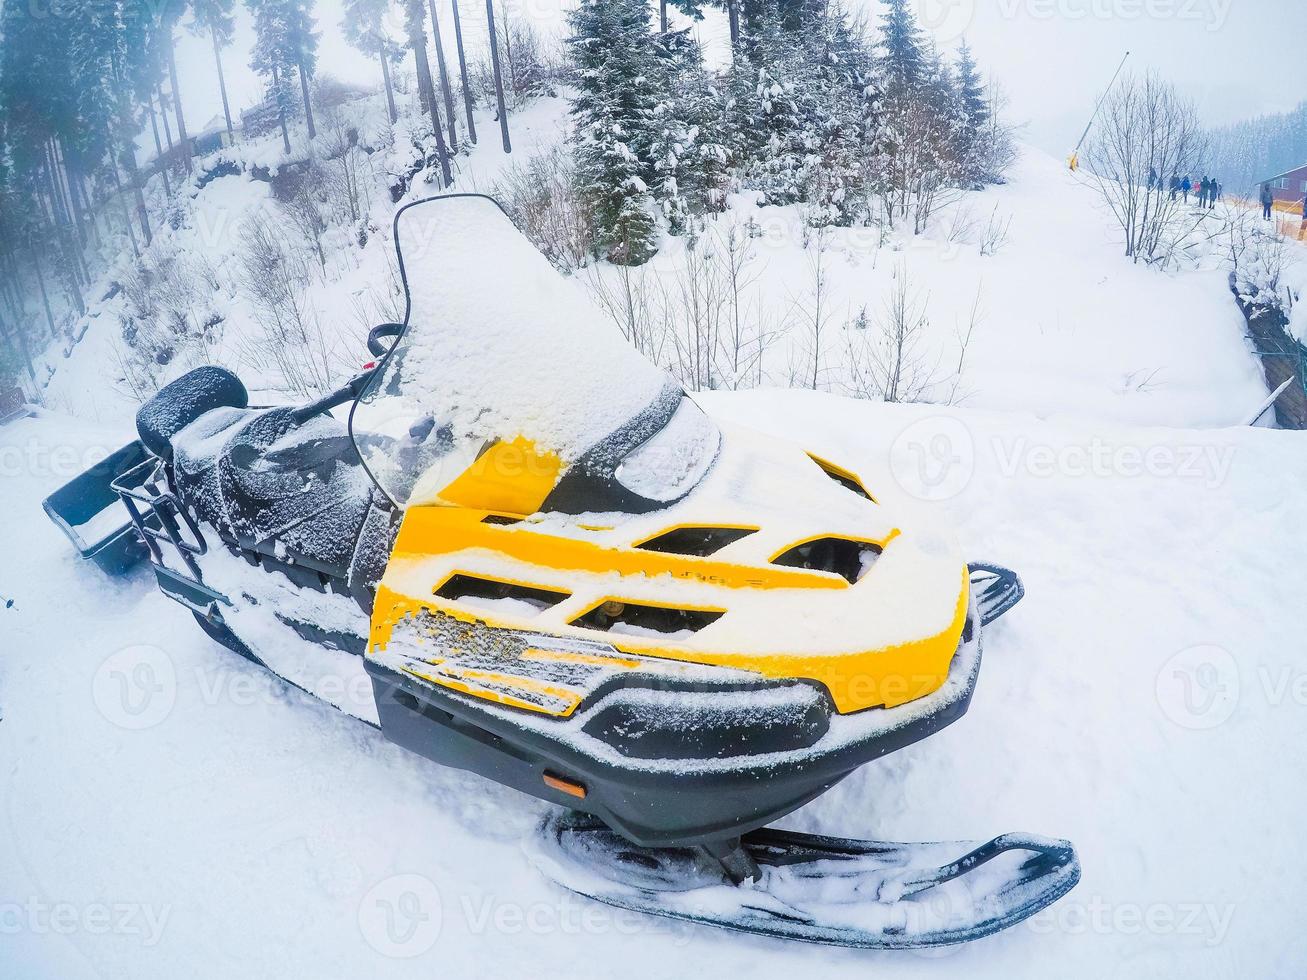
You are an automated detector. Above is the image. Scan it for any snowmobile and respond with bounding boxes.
[52,194,1079,949]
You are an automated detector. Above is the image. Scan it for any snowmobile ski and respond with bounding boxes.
[528,810,1080,949]
[968,562,1025,626]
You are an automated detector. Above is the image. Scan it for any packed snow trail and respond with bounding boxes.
[1,392,1303,978]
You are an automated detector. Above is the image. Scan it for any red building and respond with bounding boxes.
[1260,164,1307,212]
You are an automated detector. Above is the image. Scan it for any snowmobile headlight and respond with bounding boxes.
[614,398,720,503]
[581,681,831,761]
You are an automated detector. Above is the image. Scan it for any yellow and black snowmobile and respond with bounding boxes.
[57,195,1078,949]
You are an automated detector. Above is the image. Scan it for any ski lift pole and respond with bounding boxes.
[1068,51,1130,171]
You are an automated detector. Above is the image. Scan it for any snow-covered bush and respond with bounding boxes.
[491,147,595,274]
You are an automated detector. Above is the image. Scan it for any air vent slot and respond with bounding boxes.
[481,514,521,526]
[571,601,723,639]
[808,454,876,502]
[435,574,570,615]
[635,526,757,556]
[771,537,882,585]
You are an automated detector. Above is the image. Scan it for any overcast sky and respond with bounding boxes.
[168,0,1305,159]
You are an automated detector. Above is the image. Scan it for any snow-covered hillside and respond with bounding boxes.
[33,91,1273,433]
[3,391,1304,978]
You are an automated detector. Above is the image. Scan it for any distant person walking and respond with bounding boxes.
[1170,174,1180,200]
[1261,183,1275,220]
[1148,167,1158,191]
[1182,175,1192,203]
[1197,177,1208,208]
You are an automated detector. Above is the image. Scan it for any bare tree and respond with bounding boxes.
[1082,71,1208,266]
[843,262,940,403]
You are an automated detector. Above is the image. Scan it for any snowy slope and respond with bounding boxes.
[2,393,1304,978]
[587,146,1269,428]
[34,89,1270,437]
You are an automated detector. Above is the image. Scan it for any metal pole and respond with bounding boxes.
[1071,51,1130,163]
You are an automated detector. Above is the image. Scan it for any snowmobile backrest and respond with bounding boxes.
[137,366,249,463]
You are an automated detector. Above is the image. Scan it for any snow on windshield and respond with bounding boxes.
[351,195,670,508]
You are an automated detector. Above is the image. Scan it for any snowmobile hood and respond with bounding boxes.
[349,194,707,513]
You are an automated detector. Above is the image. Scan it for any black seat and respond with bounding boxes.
[136,366,249,462]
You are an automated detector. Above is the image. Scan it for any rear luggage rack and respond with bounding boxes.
[111,455,211,586]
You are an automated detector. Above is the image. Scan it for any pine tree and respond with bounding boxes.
[342,0,403,124]
[952,39,988,183]
[247,0,319,147]
[878,0,927,94]
[648,31,727,233]
[567,0,659,264]
[189,0,238,139]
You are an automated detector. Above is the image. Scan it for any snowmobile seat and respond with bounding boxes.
[137,366,249,463]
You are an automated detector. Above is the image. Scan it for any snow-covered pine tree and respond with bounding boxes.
[801,10,877,226]
[567,0,659,265]
[342,0,403,123]
[952,39,988,185]
[877,0,927,95]
[648,30,727,233]
[246,0,319,147]
[247,0,300,153]
[190,0,240,139]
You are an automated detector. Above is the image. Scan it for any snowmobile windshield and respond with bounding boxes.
[349,195,720,512]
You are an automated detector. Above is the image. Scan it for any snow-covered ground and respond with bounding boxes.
[5,76,1304,980]
[2,391,1304,978]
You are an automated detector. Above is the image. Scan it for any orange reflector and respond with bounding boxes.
[542,771,587,799]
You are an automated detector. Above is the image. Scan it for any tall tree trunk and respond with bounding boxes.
[120,142,152,247]
[449,0,476,142]
[379,42,398,124]
[499,5,517,101]
[30,248,56,338]
[407,0,453,185]
[427,0,459,152]
[0,313,36,382]
[660,0,668,32]
[165,29,191,172]
[147,96,173,197]
[272,65,292,155]
[158,84,175,151]
[298,57,316,139]
[211,26,235,140]
[728,0,740,50]
[40,146,87,308]
[484,0,511,153]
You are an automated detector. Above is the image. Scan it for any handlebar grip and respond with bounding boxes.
[368,322,404,359]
